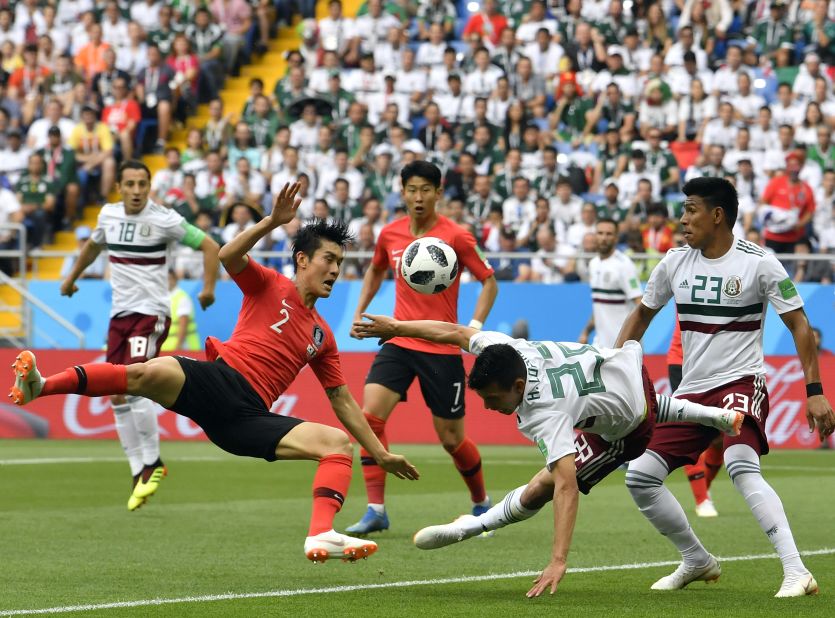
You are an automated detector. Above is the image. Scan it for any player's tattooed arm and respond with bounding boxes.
[325,384,419,480]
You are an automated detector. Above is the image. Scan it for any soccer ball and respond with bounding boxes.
[400,237,459,294]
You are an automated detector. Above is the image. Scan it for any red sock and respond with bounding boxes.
[685,455,709,505]
[359,412,388,505]
[41,363,128,397]
[704,442,724,488]
[308,453,353,536]
[449,437,486,504]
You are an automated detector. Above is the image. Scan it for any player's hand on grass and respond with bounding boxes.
[269,182,302,228]
[352,314,397,343]
[197,289,215,310]
[806,395,835,442]
[378,452,420,480]
[60,278,78,298]
[527,560,567,598]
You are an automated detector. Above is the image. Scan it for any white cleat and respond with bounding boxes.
[413,514,481,550]
[651,555,721,590]
[775,573,819,597]
[303,530,378,563]
[711,410,745,436]
[695,499,719,518]
[9,351,45,405]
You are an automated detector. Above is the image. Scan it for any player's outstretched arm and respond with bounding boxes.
[527,454,579,598]
[614,302,661,348]
[325,385,420,480]
[60,239,104,298]
[780,308,835,441]
[353,314,477,351]
[219,182,301,275]
[196,234,220,309]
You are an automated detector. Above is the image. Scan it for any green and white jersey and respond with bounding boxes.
[92,201,205,317]
[589,250,642,348]
[469,332,646,467]
[642,238,804,395]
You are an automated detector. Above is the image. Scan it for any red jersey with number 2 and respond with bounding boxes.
[204,258,345,408]
[372,215,494,355]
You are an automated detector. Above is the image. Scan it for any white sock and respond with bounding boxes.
[461,485,540,535]
[725,444,808,577]
[626,451,711,567]
[368,503,385,515]
[127,395,161,466]
[656,395,725,427]
[112,402,143,476]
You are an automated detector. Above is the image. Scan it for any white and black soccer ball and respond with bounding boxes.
[400,236,459,294]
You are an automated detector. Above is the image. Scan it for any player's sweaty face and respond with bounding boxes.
[119,169,151,215]
[680,196,713,250]
[476,383,523,415]
[307,240,343,298]
[402,177,440,218]
[595,222,618,255]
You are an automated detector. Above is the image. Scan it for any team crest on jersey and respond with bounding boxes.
[312,325,324,348]
[139,224,152,237]
[306,344,317,359]
[723,275,742,298]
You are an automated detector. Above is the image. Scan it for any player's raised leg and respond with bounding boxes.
[724,443,817,597]
[276,422,378,563]
[626,449,721,590]
[414,468,548,550]
[655,394,743,436]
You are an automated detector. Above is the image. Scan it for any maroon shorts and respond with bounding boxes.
[647,375,769,471]
[106,313,171,365]
[575,366,658,494]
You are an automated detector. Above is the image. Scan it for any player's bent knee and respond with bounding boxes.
[318,426,353,457]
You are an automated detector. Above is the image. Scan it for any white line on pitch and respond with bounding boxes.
[1,548,832,616]
[0,456,227,465]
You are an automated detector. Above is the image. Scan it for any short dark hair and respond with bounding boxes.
[291,219,353,272]
[682,177,738,230]
[118,159,151,182]
[596,217,618,230]
[468,344,527,391]
[401,161,442,188]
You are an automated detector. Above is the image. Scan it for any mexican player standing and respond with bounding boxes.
[578,218,643,348]
[60,160,219,511]
[617,177,835,597]
[346,161,498,534]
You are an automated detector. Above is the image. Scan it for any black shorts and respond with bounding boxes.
[366,343,466,419]
[171,357,303,461]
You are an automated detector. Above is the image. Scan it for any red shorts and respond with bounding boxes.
[647,375,769,471]
[575,366,657,494]
[106,313,171,365]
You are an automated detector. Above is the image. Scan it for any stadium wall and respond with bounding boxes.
[0,350,831,450]
[28,281,835,354]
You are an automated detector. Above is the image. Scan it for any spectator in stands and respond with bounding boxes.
[0,181,22,274]
[760,151,816,254]
[416,0,456,41]
[102,77,141,161]
[210,0,252,74]
[566,202,598,249]
[136,43,175,153]
[342,220,377,280]
[15,152,54,248]
[531,225,576,283]
[8,43,48,127]
[27,98,74,150]
[73,22,109,84]
[194,150,227,219]
[462,0,507,48]
[0,126,29,187]
[517,196,560,251]
[117,20,149,76]
[204,98,233,154]
[148,4,178,57]
[186,7,224,102]
[182,129,208,173]
[90,47,130,111]
[751,0,793,61]
[319,0,359,66]
[686,144,729,182]
[151,147,185,206]
[223,156,266,211]
[60,225,106,280]
[39,125,79,226]
[220,200,266,251]
[348,196,384,240]
[68,104,116,202]
[326,177,360,221]
[502,175,536,232]
[597,179,628,228]
[491,227,532,282]
[167,34,200,117]
[39,54,80,116]
[641,203,675,254]
[792,239,833,283]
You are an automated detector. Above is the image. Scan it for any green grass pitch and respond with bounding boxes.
[1,441,833,617]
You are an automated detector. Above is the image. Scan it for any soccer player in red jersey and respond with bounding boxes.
[9,182,419,563]
[345,161,498,534]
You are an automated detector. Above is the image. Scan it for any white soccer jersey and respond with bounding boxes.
[91,201,203,317]
[642,238,804,395]
[589,251,643,348]
[469,332,647,467]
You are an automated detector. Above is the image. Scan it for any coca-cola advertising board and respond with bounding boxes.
[0,350,832,449]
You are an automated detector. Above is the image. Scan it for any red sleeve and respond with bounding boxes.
[101,107,111,124]
[761,177,776,204]
[371,229,390,270]
[128,100,141,122]
[8,69,22,88]
[310,335,346,389]
[454,227,494,281]
[462,15,479,37]
[231,257,273,296]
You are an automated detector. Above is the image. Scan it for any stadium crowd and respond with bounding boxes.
[0,0,834,284]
